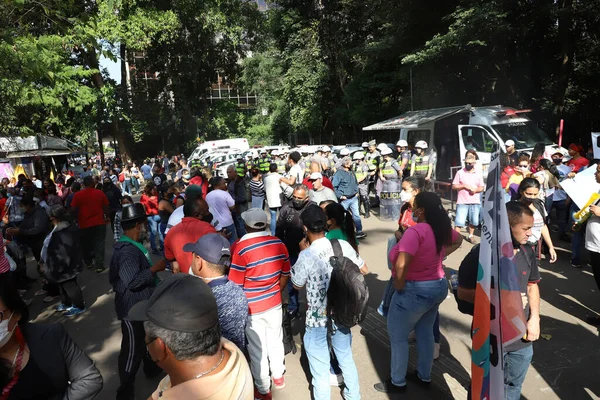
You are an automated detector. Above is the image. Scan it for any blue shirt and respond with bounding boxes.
[140,164,152,179]
[332,169,359,198]
[207,277,248,351]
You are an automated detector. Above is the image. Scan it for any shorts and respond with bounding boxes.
[455,204,481,227]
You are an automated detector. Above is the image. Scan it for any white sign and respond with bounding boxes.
[592,132,600,159]
[560,163,600,209]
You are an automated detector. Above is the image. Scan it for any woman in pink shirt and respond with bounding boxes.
[374,192,462,394]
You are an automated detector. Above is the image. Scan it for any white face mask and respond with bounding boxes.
[400,190,413,203]
[0,312,16,348]
[188,267,197,277]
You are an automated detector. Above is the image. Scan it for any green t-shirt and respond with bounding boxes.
[326,228,348,241]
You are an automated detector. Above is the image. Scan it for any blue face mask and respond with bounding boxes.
[411,210,420,223]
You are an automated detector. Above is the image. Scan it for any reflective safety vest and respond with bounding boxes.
[353,163,368,184]
[276,160,286,174]
[412,154,431,175]
[365,152,379,171]
[381,160,399,178]
[189,159,203,169]
[235,162,246,177]
[258,158,270,173]
[304,157,312,175]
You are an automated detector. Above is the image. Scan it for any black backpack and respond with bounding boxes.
[327,239,369,328]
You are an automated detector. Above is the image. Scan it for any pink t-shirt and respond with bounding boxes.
[452,168,484,204]
[389,224,459,281]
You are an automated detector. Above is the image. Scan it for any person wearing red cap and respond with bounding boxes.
[567,143,589,173]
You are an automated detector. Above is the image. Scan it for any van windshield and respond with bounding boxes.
[492,122,553,150]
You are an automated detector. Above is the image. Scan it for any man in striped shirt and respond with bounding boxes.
[230,208,290,399]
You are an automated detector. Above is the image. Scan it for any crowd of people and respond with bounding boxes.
[0,138,597,400]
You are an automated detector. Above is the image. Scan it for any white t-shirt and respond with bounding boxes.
[263,172,283,208]
[291,237,364,328]
[586,215,600,253]
[528,205,547,244]
[164,205,184,235]
[206,189,235,227]
[288,164,304,185]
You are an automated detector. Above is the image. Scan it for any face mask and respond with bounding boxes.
[521,197,534,204]
[465,164,474,171]
[183,174,190,179]
[188,267,197,277]
[400,190,413,203]
[292,198,306,210]
[7,193,12,198]
[0,312,16,348]
[411,210,421,223]
[552,159,562,165]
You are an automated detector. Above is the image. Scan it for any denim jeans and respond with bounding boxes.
[147,215,163,252]
[569,203,583,263]
[504,345,533,400]
[122,179,132,195]
[233,212,247,238]
[287,255,299,314]
[551,199,568,235]
[340,196,363,233]
[251,195,265,209]
[269,207,279,236]
[304,325,360,400]
[224,224,238,245]
[387,279,448,386]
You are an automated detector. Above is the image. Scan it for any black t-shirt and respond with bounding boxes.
[9,357,61,399]
[152,173,168,188]
[458,243,541,352]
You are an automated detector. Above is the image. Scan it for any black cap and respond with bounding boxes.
[127,274,219,333]
[300,204,327,232]
[121,203,147,223]
[183,233,231,265]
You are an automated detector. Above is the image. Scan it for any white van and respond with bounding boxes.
[363,105,566,181]
[188,138,250,161]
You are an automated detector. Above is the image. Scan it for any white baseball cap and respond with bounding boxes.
[396,140,408,147]
[308,172,323,181]
[505,140,515,147]
[353,152,364,160]
[340,148,350,156]
[241,208,268,229]
[415,140,428,149]
[381,147,393,156]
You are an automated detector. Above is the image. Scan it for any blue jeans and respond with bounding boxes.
[569,203,583,263]
[550,199,568,235]
[251,195,264,209]
[147,215,162,252]
[287,255,299,314]
[341,196,363,233]
[269,207,279,236]
[122,179,132,195]
[387,279,448,386]
[304,325,360,400]
[224,224,238,245]
[455,204,481,227]
[233,212,247,238]
[504,345,533,400]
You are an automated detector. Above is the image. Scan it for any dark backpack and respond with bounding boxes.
[327,239,369,328]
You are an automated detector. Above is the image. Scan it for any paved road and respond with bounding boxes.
[24,206,600,400]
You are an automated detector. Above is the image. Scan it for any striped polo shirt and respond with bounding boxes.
[229,231,291,315]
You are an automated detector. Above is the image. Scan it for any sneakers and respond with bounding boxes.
[273,376,285,390]
[433,343,440,360]
[254,388,272,400]
[356,231,367,239]
[329,373,343,387]
[64,307,86,317]
[406,370,431,388]
[571,258,582,268]
[55,303,71,312]
[373,379,407,393]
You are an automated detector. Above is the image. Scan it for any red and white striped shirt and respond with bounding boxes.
[0,236,11,274]
[230,232,290,315]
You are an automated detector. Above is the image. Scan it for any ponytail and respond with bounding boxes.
[325,203,358,252]
[414,192,452,254]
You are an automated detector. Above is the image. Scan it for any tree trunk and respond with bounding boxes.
[85,46,133,162]
[554,0,574,137]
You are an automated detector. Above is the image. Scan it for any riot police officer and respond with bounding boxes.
[235,155,247,178]
[353,151,370,218]
[395,140,411,178]
[410,140,435,181]
[257,150,270,174]
[379,147,402,193]
[365,140,381,206]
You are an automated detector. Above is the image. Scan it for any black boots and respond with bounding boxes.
[362,196,370,218]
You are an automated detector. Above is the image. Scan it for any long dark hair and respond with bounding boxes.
[517,177,541,198]
[530,143,546,163]
[413,192,453,254]
[403,175,426,193]
[324,203,358,252]
[538,159,560,179]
